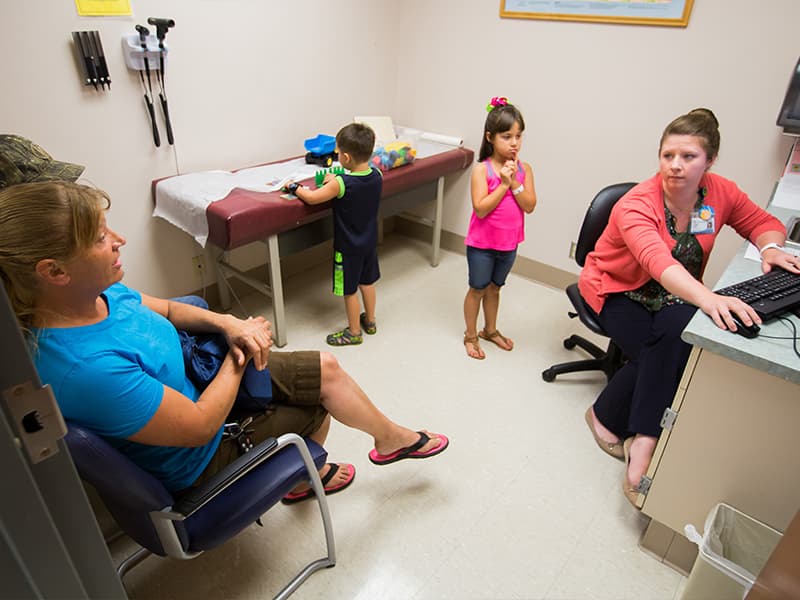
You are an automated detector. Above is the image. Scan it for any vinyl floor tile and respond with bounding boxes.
[124,233,685,600]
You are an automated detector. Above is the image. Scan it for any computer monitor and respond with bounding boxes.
[777,56,800,135]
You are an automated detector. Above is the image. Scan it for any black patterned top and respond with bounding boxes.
[624,188,706,312]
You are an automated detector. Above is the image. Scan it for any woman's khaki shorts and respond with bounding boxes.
[193,350,328,485]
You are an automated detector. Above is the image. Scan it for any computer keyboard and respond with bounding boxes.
[715,268,800,321]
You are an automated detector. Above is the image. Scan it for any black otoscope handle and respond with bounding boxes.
[160,94,174,145]
[145,96,161,147]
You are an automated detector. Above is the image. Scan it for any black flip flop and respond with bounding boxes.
[281,462,356,504]
[368,432,450,466]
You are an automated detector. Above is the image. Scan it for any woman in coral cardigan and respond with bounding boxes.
[578,108,799,505]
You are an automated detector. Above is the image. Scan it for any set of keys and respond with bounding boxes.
[223,416,264,525]
[223,416,255,455]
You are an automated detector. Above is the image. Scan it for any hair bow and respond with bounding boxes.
[486,96,509,112]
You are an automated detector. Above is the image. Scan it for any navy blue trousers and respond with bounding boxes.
[593,294,696,438]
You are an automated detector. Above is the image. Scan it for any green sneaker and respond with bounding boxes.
[359,312,377,335]
[326,327,363,346]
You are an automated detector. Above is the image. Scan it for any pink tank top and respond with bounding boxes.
[465,160,525,251]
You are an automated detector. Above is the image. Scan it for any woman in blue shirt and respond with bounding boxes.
[0,180,449,500]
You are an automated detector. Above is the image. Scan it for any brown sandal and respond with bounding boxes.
[479,329,514,351]
[463,333,485,360]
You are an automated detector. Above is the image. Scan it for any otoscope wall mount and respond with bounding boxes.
[122,34,168,71]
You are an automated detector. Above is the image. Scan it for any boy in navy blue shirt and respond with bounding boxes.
[285,123,381,346]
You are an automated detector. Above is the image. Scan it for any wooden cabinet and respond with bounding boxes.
[637,346,800,571]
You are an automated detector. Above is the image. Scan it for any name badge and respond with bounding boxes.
[690,205,715,234]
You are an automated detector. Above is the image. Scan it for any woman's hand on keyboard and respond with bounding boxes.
[760,247,800,274]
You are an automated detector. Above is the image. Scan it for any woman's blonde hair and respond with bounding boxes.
[0,181,110,336]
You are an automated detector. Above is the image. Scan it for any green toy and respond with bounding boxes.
[314,166,345,188]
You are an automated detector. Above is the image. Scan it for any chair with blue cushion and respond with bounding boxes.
[541,182,637,382]
[65,422,334,600]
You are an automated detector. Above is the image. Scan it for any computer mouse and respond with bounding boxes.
[731,314,760,339]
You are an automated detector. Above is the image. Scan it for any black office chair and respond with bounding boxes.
[541,182,637,382]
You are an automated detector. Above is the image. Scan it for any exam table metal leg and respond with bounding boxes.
[267,234,287,348]
[211,237,287,346]
[210,246,232,310]
[432,176,444,267]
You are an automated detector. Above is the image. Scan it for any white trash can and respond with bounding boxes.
[683,503,783,600]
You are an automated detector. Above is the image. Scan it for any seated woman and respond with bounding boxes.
[578,108,800,505]
[0,180,448,502]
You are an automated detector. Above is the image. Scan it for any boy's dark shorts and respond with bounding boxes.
[193,350,328,485]
[333,249,380,296]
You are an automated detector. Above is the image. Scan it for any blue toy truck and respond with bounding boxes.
[304,134,338,167]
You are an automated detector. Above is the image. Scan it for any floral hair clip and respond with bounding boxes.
[486,96,509,112]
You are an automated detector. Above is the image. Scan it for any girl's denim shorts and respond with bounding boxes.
[466,245,517,290]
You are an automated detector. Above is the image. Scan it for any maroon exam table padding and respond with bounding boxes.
[203,147,474,251]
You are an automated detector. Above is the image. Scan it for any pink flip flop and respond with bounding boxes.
[281,462,356,504]
[368,431,449,466]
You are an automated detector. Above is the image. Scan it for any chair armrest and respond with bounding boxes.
[173,437,279,517]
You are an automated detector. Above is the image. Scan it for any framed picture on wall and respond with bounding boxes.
[500,0,694,28]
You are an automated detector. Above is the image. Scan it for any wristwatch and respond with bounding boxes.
[759,242,784,256]
[287,182,300,195]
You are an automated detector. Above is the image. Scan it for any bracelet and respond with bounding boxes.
[759,242,784,256]
[511,184,524,196]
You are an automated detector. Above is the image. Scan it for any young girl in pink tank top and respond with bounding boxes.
[463,97,538,360]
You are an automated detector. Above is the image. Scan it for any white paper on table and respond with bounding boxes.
[354,117,464,149]
[771,175,800,210]
[772,138,800,209]
[419,131,463,147]
[744,242,800,262]
[153,158,324,246]
[152,170,236,247]
[396,125,463,148]
[237,160,323,192]
[153,130,464,247]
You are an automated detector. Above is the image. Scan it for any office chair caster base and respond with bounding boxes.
[542,343,626,382]
[544,182,636,385]
[564,334,604,358]
[541,368,557,382]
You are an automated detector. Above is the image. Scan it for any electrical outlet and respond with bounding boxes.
[191,255,205,273]
[569,241,577,260]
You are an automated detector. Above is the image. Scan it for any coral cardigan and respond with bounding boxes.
[578,172,784,314]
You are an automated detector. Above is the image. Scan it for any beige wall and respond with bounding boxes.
[0,0,401,295]
[1,1,798,297]
[393,0,799,286]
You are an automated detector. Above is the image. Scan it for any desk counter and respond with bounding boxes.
[680,205,800,385]
[637,204,800,574]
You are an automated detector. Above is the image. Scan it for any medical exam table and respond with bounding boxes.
[153,140,474,346]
